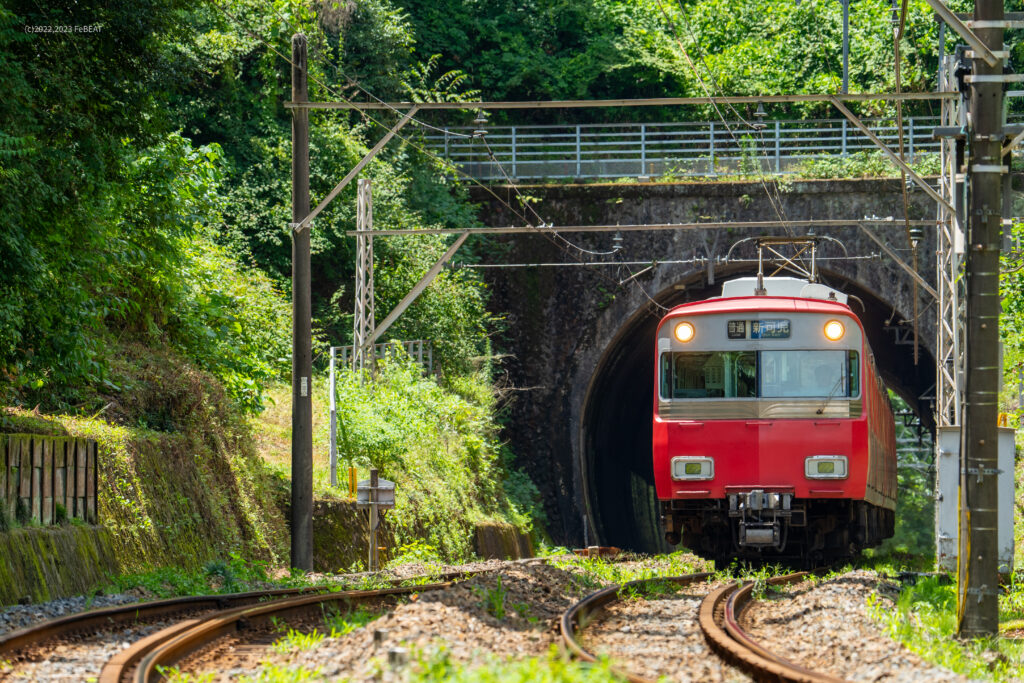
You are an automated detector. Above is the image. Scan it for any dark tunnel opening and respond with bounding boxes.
[581,267,935,553]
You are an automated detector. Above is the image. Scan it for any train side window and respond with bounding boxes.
[848,350,860,397]
[660,353,672,398]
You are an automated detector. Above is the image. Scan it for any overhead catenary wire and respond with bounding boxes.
[213,2,538,230]
[215,2,680,313]
[657,0,801,267]
[452,253,881,269]
[891,0,921,365]
[215,2,895,316]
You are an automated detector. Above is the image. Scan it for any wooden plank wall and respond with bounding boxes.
[0,434,99,526]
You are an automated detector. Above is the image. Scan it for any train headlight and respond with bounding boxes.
[672,456,714,481]
[805,455,848,479]
[674,321,696,343]
[823,319,845,341]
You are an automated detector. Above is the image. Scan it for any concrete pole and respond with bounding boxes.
[291,34,314,571]
[329,347,338,488]
[959,0,1003,638]
[840,0,850,94]
[369,468,379,572]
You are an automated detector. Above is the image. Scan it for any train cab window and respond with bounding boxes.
[661,351,756,399]
[660,350,860,400]
[760,350,858,398]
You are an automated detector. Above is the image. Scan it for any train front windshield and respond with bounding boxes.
[660,350,859,400]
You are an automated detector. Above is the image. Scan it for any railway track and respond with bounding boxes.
[0,571,471,682]
[2,560,929,682]
[106,581,454,682]
[561,570,847,683]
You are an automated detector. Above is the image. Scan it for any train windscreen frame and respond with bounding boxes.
[660,350,859,400]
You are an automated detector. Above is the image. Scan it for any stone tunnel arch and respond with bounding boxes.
[580,265,936,553]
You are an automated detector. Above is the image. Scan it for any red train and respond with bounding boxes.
[653,276,897,566]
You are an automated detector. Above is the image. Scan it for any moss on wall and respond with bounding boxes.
[1,346,291,584]
[310,498,397,573]
[474,521,533,560]
[0,526,119,605]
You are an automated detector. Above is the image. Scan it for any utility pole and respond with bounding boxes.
[839,0,850,94]
[959,0,1003,637]
[290,33,314,571]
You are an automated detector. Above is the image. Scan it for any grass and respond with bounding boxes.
[251,357,543,563]
[473,575,508,619]
[551,550,708,596]
[867,575,1024,680]
[102,552,351,599]
[322,604,381,636]
[271,628,327,654]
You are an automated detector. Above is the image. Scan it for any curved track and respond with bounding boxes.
[560,572,712,683]
[0,571,471,682]
[561,571,847,683]
[109,581,453,682]
[699,572,847,683]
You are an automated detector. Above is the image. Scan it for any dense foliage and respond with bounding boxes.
[1,0,494,413]
[255,355,543,561]
[392,0,1015,122]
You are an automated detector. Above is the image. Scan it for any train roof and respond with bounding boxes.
[665,277,855,317]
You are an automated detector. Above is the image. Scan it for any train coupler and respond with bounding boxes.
[729,489,791,550]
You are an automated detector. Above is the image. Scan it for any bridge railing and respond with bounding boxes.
[425,116,958,180]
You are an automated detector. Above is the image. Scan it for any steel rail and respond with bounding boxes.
[0,570,473,674]
[559,573,713,683]
[0,587,334,659]
[122,582,453,683]
[700,572,848,683]
[102,561,555,682]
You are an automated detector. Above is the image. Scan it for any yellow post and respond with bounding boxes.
[348,467,357,498]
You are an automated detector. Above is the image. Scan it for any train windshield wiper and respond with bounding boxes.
[815,376,844,415]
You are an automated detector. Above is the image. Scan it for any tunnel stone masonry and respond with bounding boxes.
[469,179,938,551]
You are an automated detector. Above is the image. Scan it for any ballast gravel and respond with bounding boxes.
[581,580,751,682]
[0,592,140,637]
[193,561,589,681]
[740,570,968,682]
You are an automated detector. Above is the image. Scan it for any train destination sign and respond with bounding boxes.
[727,319,791,339]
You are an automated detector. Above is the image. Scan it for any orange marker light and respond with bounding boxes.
[674,321,696,343]
[824,320,845,341]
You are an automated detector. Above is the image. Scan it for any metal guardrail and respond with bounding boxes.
[426,116,956,180]
[334,340,433,373]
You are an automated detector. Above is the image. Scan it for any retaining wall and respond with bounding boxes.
[0,525,119,605]
[1,434,98,527]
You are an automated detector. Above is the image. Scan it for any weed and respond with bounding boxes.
[237,663,324,682]
[155,666,216,683]
[868,575,1024,680]
[54,503,67,525]
[322,604,380,636]
[271,628,326,654]
[474,576,507,620]
[509,601,536,622]
[355,573,392,591]
[203,559,240,593]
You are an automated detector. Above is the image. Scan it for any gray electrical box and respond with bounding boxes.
[356,478,396,509]
[935,426,1015,573]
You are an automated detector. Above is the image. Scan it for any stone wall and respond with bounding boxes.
[0,526,119,605]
